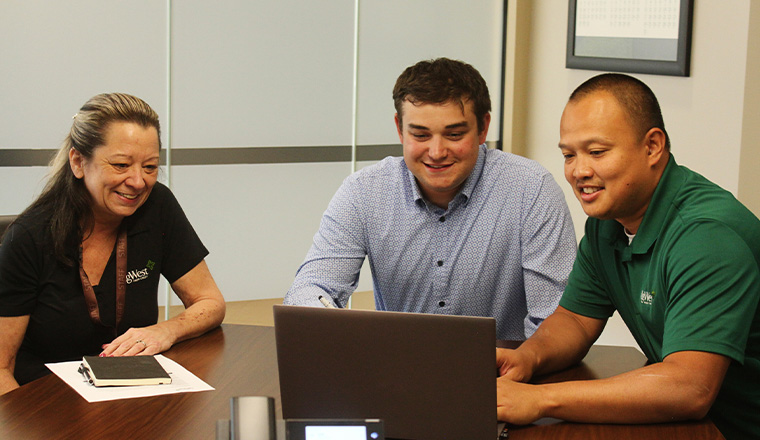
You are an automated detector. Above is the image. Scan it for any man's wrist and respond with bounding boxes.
[515,343,542,380]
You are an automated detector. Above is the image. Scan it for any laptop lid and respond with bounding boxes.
[273,305,497,440]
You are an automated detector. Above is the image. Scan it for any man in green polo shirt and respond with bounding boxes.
[495,73,760,440]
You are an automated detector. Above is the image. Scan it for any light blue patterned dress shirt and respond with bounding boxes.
[285,145,576,339]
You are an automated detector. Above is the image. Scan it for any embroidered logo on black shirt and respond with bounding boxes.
[126,260,155,285]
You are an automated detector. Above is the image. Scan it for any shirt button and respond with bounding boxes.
[438,301,445,307]
[439,216,445,222]
[437,260,443,267]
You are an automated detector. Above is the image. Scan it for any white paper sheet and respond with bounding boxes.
[45,354,214,403]
[576,0,680,39]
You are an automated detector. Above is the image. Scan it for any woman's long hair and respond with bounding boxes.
[16,93,161,265]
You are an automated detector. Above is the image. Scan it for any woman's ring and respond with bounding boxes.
[136,339,147,349]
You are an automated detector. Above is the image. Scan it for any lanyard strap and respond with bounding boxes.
[79,228,127,334]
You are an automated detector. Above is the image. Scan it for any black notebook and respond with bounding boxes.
[80,355,172,387]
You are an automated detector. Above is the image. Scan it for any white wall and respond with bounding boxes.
[520,0,757,347]
[523,0,753,239]
[738,1,760,216]
[0,1,167,213]
[0,1,505,305]
[355,0,504,146]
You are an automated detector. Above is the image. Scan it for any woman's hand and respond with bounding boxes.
[101,260,225,357]
[100,325,176,357]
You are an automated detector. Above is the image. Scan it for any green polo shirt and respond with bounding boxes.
[560,155,760,440]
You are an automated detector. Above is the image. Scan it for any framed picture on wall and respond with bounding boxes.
[566,0,693,77]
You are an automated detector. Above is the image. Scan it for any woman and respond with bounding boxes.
[0,93,226,394]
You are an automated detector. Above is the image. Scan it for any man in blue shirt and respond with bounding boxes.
[285,58,576,340]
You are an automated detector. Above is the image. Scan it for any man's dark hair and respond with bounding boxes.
[569,73,670,150]
[393,58,491,133]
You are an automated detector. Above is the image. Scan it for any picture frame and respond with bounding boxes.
[566,0,694,77]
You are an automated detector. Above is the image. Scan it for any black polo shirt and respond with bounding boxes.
[0,182,208,384]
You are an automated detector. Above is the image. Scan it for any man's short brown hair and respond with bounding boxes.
[393,58,491,133]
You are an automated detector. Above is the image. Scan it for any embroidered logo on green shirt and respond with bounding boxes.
[640,290,656,305]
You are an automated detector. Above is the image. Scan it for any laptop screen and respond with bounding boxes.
[273,305,497,440]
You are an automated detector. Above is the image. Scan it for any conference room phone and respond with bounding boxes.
[224,396,385,440]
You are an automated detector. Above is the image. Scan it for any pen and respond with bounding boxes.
[78,363,93,385]
[318,295,336,308]
[499,426,509,439]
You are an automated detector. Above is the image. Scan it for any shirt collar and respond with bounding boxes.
[629,153,682,253]
[120,182,162,236]
[407,144,488,211]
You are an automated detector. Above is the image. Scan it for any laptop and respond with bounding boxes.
[273,305,502,440]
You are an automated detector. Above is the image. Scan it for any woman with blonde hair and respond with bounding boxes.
[0,93,225,394]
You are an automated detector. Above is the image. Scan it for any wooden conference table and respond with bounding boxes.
[0,324,723,439]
